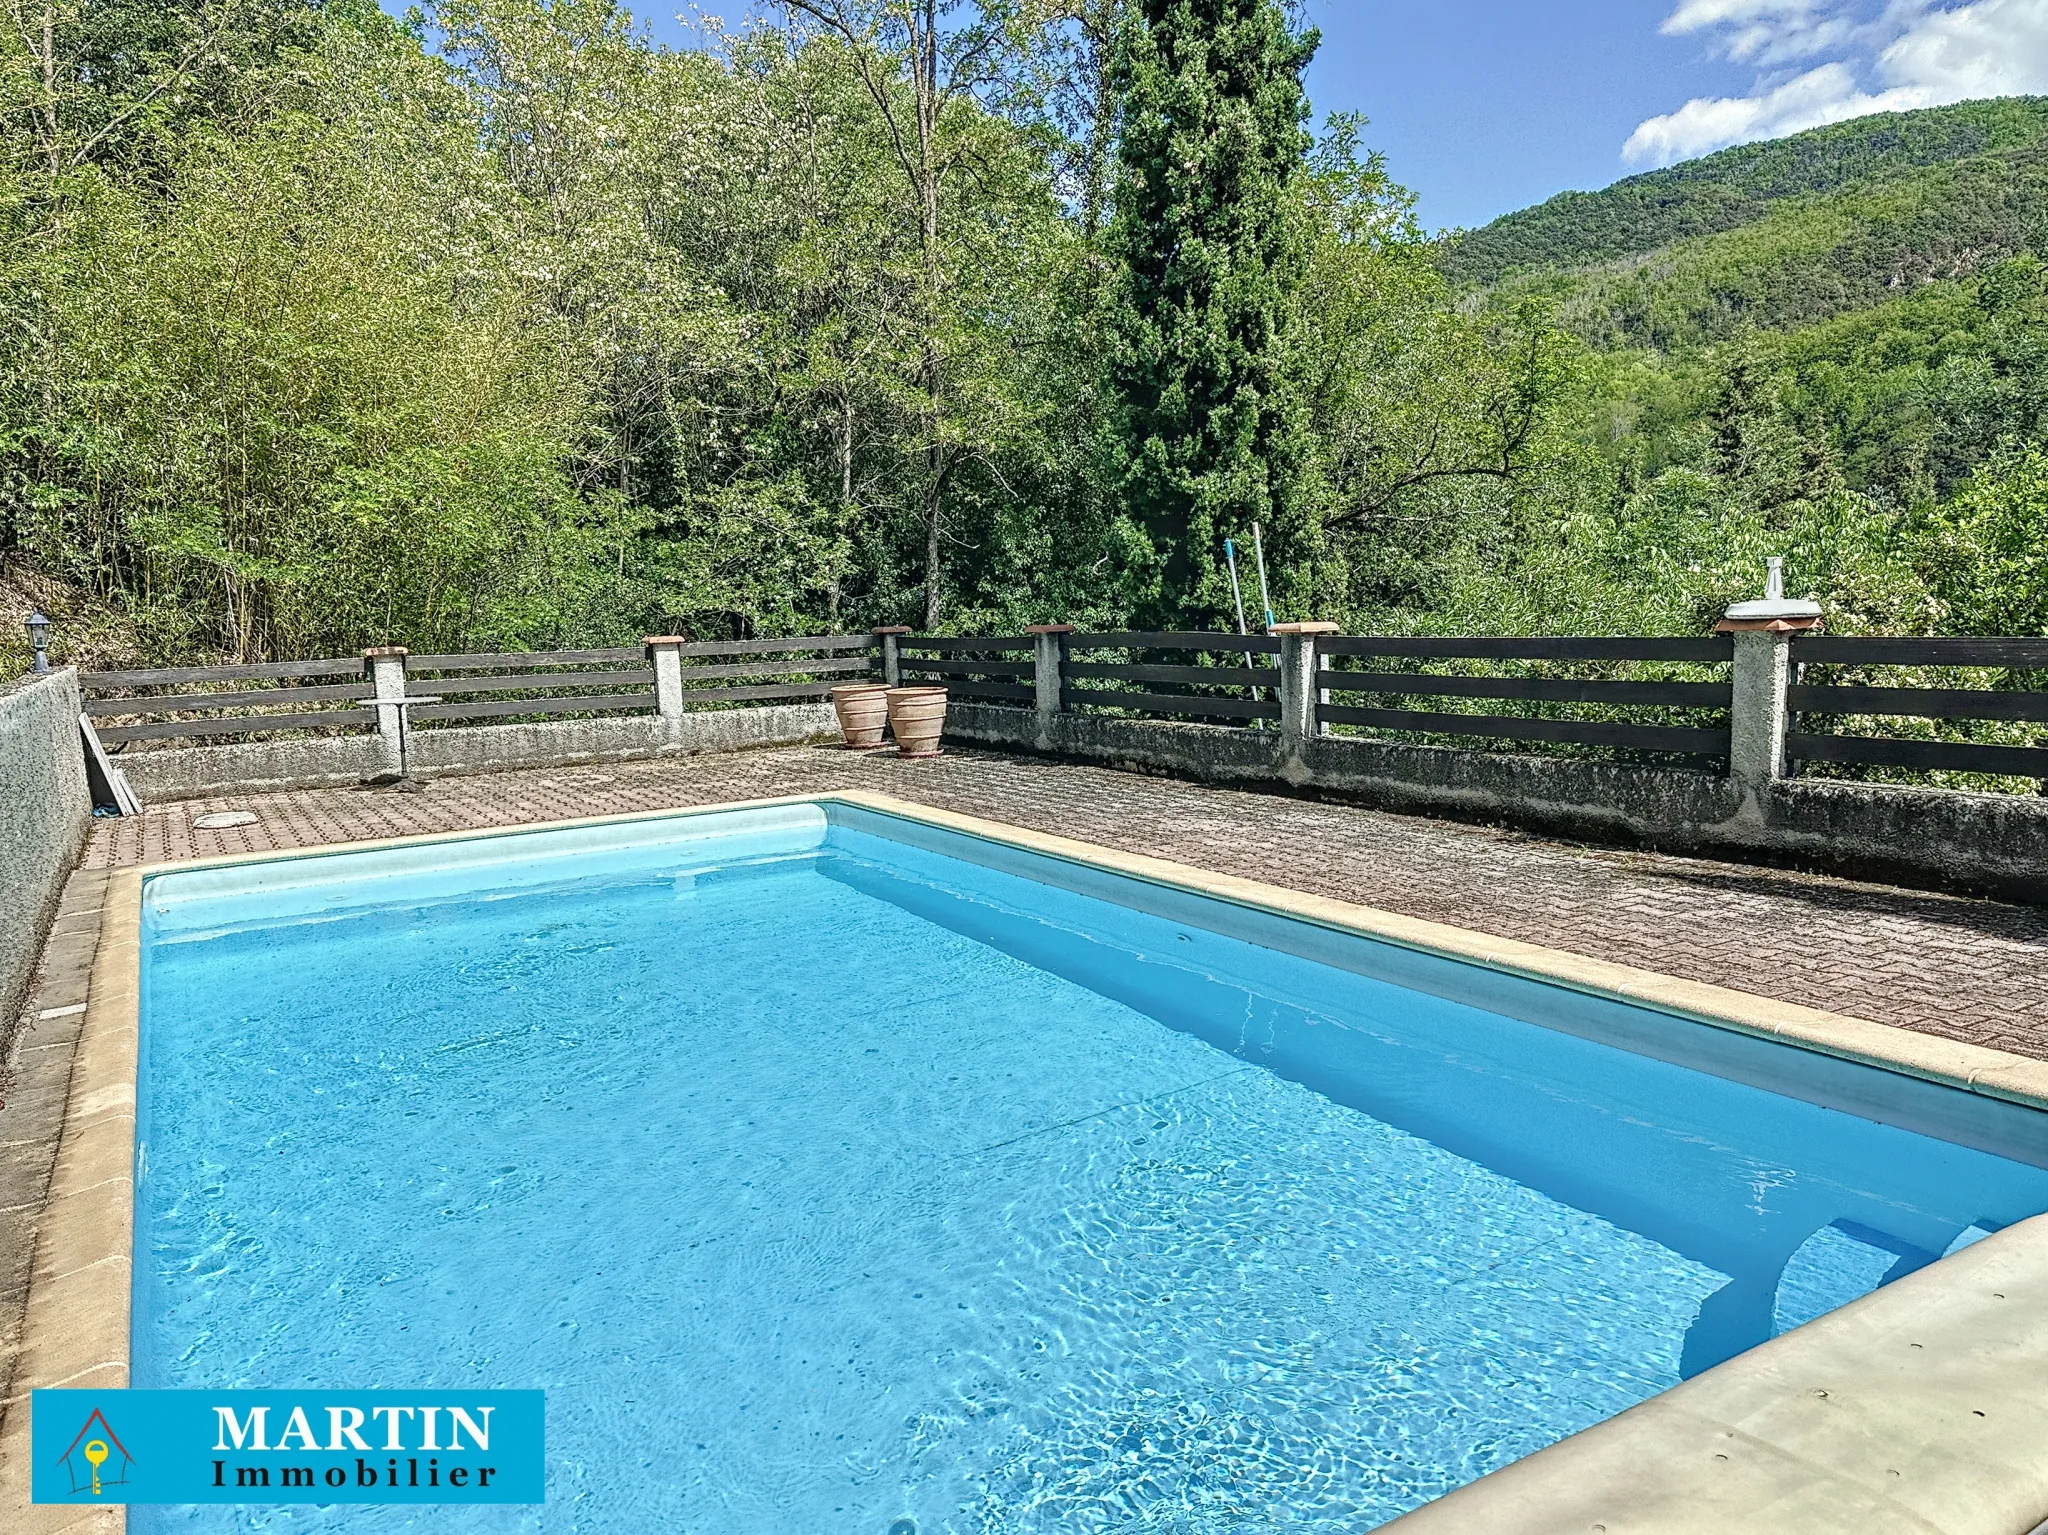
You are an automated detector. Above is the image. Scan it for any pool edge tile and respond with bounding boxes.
[0,867,136,1535]
[1377,1211,2048,1534]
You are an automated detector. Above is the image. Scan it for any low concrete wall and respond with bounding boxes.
[0,671,91,1028]
[407,704,836,778]
[117,733,389,800]
[1760,776,2048,899]
[945,703,2048,902]
[117,703,838,803]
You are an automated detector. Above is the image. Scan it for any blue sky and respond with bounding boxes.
[1299,1,1758,229]
[402,1,2048,231]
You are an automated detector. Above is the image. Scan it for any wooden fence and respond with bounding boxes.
[1060,632,1282,723]
[77,628,2048,790]
[892,627,2047,788]
[1787,635,2048,783]
[83,659,377,745]
[658,636,879,707]
[82,638,879,746]
[1316,635,1735,766]
[897,637,1035,704]
[402,649,655,725]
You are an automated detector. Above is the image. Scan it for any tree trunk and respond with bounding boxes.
[923,445,942,629]
[916,0,944,629]
[39,3,58,176]
[831,393,854,625]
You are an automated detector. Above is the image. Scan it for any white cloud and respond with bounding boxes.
[1662,0,1846,65]
[1663,0,1816,32]
[1627,0,2048,165]
[1878,0,2048,93]
[1624,63,1932,163]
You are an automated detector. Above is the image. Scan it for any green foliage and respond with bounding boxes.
[2,4,629,658]
[1427,100,2048,648]
[1928,440,2048,636]
[1445,96,2048,287]
[1505,147,2048,353]
[1,4,2041,679]
[1285,119,1593,621]
[0,0,1096,660]
[1101,0,1319,627]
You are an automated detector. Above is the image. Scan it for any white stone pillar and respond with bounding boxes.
[1728,630,1795,790]
[1720,561,1823,797]
[1269,622,1339,778]
[645,636,688,750]
[874,627,909,688]
[1027,624,1072,752]
[362,647,409,779]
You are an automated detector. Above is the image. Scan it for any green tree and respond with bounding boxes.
[1102,0,1318,626]
[1927,440,2048,636]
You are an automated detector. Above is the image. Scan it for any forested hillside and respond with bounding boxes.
[1445,97,2048,288]
[1,2,2043,677]
[1439,99,2048,646]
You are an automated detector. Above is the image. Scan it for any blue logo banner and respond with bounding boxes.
[31,1390,544,1504]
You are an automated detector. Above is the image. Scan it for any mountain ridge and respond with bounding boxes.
[1443,97,2048,292]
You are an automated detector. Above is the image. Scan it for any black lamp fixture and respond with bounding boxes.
[25,609,50,673]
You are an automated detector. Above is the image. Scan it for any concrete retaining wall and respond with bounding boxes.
[0,671,91,1028]
[945,702,2048,902]
[115,703,838,802]
[117,733,388,799]
[407,704,836,779]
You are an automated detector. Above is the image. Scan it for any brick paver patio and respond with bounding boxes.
[84,744,2048,1059]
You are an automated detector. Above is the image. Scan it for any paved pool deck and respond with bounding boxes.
[78,743,2048,1058]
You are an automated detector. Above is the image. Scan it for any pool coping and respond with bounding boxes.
[4,788,2047,1533]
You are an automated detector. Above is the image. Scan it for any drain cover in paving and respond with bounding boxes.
[192,810,258,830]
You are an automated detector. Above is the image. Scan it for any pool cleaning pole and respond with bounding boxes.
[1252,522,1275,630]
[1225,539,1265,711]
[1251,523,1277,706]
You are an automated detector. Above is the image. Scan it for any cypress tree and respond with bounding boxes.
[1104,0,1319,627]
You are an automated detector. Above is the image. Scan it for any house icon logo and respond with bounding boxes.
[55,1407,133,1496]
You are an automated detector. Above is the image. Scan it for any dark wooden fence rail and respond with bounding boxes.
[670,636,879,706]
[899,636,1035,704]
[1316,635,1736,764]
[83,637,881,742]
[408,638,879,721]
[405,648,656,725]
[82,658,374,744]
[1062,631,1282,724]
[1787,635,2048,782]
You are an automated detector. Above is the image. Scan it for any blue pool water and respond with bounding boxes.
[134,804,2048,1532]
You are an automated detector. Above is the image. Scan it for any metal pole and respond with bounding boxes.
[1249,527,1279,715]
[1251,523,1275,630]
[1225,539,1264,711]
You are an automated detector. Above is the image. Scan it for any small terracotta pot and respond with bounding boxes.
[886,686,948,759]
[831,684,892,749]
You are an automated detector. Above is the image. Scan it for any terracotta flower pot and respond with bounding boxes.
[831,684,892,749]
[885,686,948,759]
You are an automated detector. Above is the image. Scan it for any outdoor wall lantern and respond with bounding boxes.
[25,608,50,672]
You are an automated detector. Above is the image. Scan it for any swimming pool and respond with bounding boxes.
[131,798,2048,1532]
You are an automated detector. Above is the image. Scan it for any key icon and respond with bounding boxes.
[83,1439,108,1496]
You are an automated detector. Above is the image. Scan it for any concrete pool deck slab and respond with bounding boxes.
[5,759,2048,1530]
[0,868,135,1533]
[1382,1213,2048,1535]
